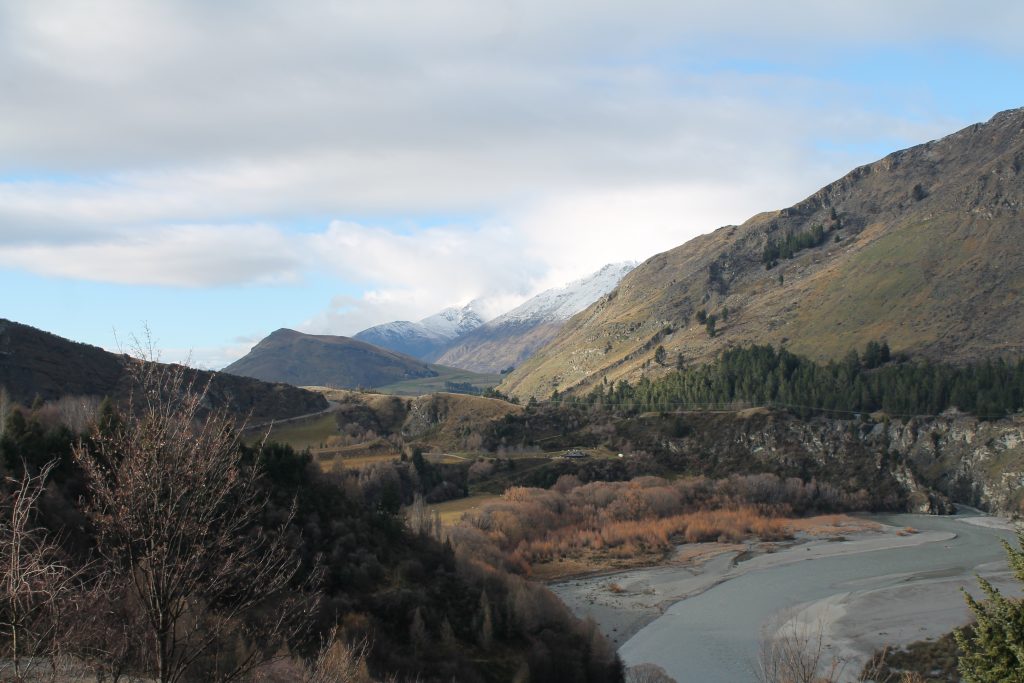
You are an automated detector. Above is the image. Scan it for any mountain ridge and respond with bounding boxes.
[501,107,1024,399]
[435,262,636,373]
[353,301,484,361]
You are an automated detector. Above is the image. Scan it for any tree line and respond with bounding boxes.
[578,343,1024,419]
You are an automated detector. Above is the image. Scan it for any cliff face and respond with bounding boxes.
[646,410,1024,515]
[491,404,1018,515]
[880,414,1024,514]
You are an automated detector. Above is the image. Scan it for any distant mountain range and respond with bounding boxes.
[353,302,484,361]
[502,107,1024,399]
[435,262,636,372]
[224,262,635,390]
[350,262,635,371]
[0,319,327,420]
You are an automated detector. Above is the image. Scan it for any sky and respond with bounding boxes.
[1,1,1022,369]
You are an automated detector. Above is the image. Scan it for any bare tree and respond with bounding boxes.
[626,663,677,683]
[51,395,101,435]
[404,495,432,538]
[63,572,148,683]
[73,359,316,683]
[301,637,374,683]
[0,460,80,681]
[756,615,844,683]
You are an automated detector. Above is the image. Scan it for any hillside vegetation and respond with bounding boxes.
[581,343,1024,420]
[0,365,623,683]
[254,389,524,481]
[503,108,1024,400]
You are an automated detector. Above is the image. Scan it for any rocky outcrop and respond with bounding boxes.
[548,409,1024,516]
[648,410,1024,516]
[875,413,1024,515]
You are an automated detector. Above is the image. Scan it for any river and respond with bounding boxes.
[553,511,1020,682]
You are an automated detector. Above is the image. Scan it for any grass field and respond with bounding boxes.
[252,413,339,450]
[374,364,503,396]
[429,493,502,525]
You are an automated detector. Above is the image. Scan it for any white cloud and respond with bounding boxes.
[0,0,1019,361]
[301,220,546,333]
[0,225,300,287]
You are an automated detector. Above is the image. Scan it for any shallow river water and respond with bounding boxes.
[568,512,1019,682]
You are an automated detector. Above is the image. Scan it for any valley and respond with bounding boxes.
[3,105,1024,683]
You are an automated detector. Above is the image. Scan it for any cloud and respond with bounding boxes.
[0,224,301,287]
[0,1,1000,175]
[1,0,1020,359]
[301,220,546,333]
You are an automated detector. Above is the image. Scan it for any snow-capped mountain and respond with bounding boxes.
[353,302,484,361]
[435,262,636,373]
[492,262,636,326]
[420,301,486,339]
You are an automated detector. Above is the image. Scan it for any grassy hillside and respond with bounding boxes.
[223,328,438,389]
[373,364,502,396]
[434,320,565,374]
[502,107,1024,400]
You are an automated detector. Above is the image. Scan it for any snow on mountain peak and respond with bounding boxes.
[494,261,636,326]
[419,301,485,339]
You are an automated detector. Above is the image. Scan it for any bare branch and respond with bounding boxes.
[74,361,317,683]
[0,460,82,680]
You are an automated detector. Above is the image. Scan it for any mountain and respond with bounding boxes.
[435,262,636,373]
[223,328,439,388]
[502,107,1024,399]
[420,302,486,338]
[353,302,484,360]
[0,319,328,420]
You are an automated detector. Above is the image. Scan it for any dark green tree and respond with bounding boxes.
[654,345,667,366]
[705,314,718,338]
[863,340,883,369]
[955,530,1024,682]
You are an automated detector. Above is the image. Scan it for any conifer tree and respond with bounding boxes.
[410,607,429,654]
[955,530,1024,682]
[477,590,494,650]
[654,345,666,366]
